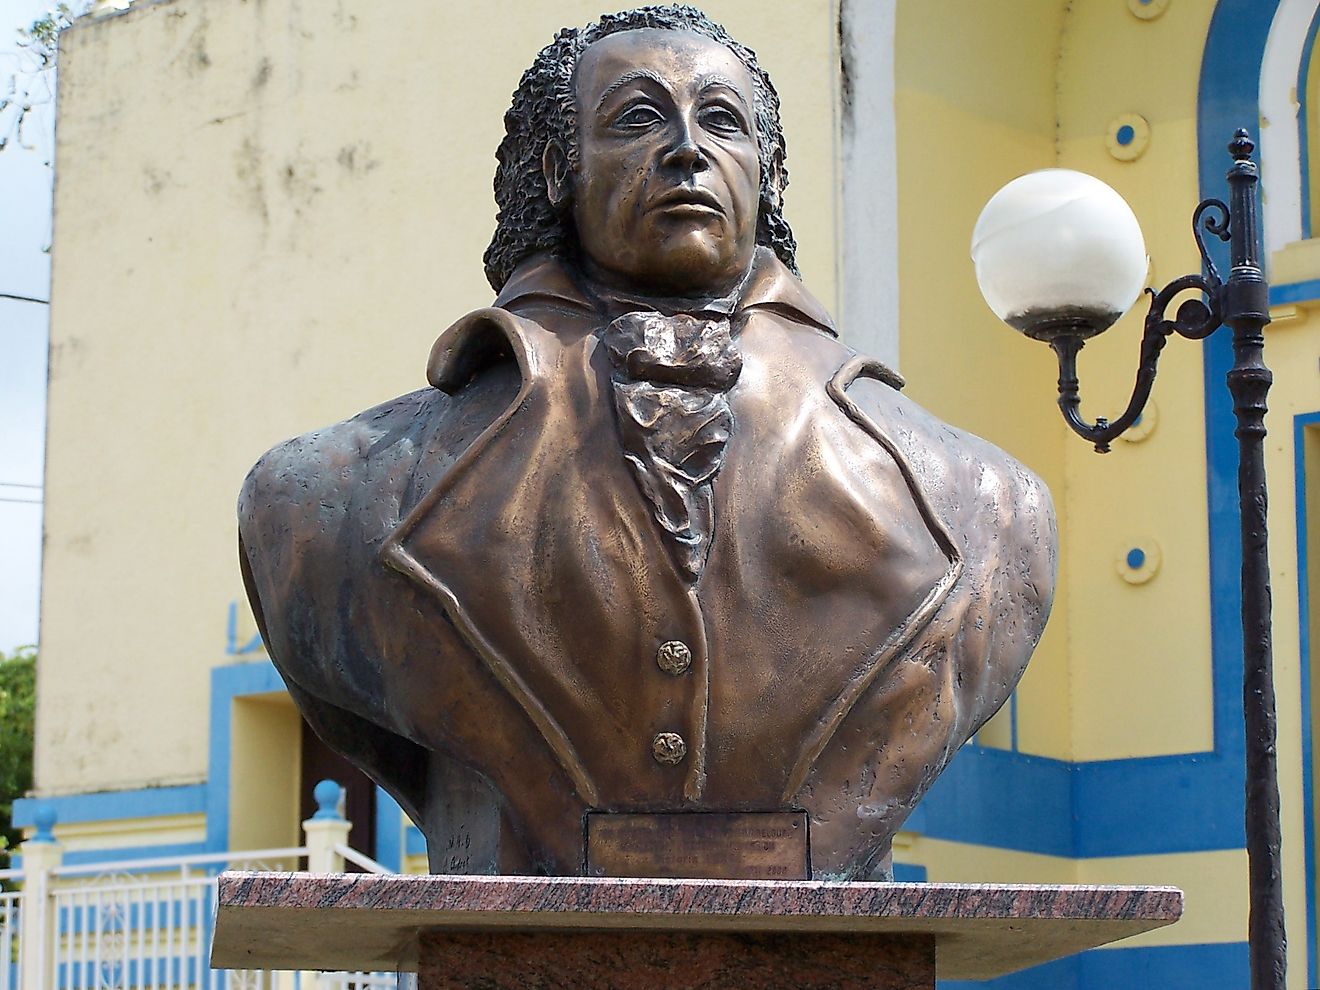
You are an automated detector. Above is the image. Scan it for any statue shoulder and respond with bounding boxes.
[238,307,533,548]
[237,388,443,542]
[831,367,1057,600]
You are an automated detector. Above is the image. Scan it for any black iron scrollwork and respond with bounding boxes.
[1193,198,1230,284]
[1047,196,1230,453]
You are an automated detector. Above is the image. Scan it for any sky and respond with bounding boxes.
[0,0,59,654]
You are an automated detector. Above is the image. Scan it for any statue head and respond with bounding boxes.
[483,5,798,294]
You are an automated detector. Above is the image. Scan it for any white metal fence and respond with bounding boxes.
[6,797,399,990]
[52,849,302,990]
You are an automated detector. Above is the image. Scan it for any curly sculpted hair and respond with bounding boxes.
[482,5,799,291]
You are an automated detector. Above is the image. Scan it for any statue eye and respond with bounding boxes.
[700,105,746,136]
[614,103,664,129]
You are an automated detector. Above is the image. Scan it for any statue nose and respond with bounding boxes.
[663,121,709,172]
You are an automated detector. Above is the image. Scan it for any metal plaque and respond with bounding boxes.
[586,812,809,880]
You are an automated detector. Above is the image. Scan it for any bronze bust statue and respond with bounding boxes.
[238,5,1056,881]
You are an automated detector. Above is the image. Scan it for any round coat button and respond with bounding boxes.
[656,640,692,675]
[651,732,687,765]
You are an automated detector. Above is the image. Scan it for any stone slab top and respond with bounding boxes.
[211,871,1183,981]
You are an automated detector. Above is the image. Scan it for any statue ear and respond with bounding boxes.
[543,142,572,209]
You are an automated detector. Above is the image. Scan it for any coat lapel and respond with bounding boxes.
[380,260,959,812]
[380,306,603,807]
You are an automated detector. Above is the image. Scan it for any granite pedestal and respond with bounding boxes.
[212,872,1183,989]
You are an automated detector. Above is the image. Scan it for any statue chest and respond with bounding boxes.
[383,313,957,810]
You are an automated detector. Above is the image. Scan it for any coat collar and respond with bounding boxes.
[492,247,837,336]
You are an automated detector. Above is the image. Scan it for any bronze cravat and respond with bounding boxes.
[601,311,742,581]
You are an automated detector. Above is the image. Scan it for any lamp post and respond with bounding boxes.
[971,130,1285,990]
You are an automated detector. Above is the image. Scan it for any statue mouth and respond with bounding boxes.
[651,187,725,217]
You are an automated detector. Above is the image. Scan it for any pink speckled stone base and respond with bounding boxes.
[418,930,934,990]
[211,872,1183,982]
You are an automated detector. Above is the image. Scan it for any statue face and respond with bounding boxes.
[564,28,761,297]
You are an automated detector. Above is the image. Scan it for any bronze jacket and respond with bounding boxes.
[238,249,1057,879]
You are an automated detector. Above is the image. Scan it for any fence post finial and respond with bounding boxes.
[302,780,350,873]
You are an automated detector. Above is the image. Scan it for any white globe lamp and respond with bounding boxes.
[971,169,1148,341]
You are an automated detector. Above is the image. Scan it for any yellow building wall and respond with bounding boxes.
[894,4,1312,976]
[35,0,842,796]
[894,0,1073,759]
[893,0,1250,767]
[1054,0,1216,762]
[1055,5,1309,980]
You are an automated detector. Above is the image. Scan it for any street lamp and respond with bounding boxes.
[971,130,1285,990]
